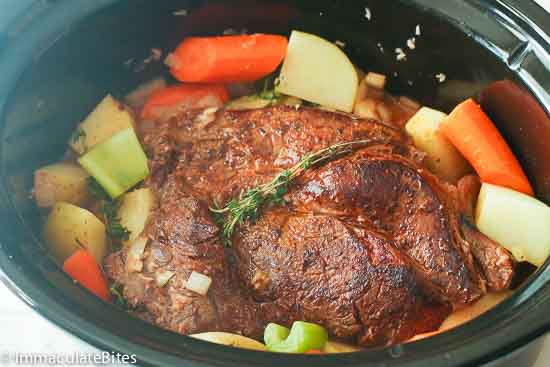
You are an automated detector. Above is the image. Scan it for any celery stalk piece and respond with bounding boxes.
[78,128,149,199]
[264,323,290,347]
[265,321,328,353]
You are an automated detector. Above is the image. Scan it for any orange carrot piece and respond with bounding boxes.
[168,34,288,83]
[440,98,533,195]
[63,250,111,302]
[141,84,229,119]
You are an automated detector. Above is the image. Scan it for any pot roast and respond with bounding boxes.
[104,105,515,346]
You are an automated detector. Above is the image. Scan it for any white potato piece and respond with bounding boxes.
[118,188,155,245]
[411,291,511,341]
[476,183,550,267]
[276,31,358,112]
[70,95,134,154]
[34,163,90,208]
[190,332,267,351]
[323,341,361,353]
[405,107,471,183]
[43,202,107,263]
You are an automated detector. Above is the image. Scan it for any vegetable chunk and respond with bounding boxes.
[168,34,288,83]
[118,188,155,245]
[264,321,328,353]
[141,84,229,120]
[34,163,90,207]
[191,332,267,351]
[440,99,533,195]
[405,107,471,183]
[63,250,110,302]
[70,95,134,155]
[476,183,550,267]
[276,31,358,112]
[43,202,107,263]
[78,128,149,199]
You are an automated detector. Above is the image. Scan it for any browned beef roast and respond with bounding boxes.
[105,105,514,347]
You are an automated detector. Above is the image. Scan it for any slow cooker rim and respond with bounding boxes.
[1,1,550,366]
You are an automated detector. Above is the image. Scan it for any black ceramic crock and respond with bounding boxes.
[1,1,550,366]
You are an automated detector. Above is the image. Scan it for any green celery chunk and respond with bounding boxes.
[78,127,149,199]
[264,323,290,347]
[264,321,328,353]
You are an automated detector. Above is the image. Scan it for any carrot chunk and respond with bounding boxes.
[141,84,229,120]
[63,250,111,302]
[440,99,533,195]
[168,34,288,83]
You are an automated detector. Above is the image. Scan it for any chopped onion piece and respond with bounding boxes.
[155,270,176,287]
[185,271,212,295]
[354,98,379,119]
[399,96,421,110]
[376,103,393,122]
[194,107,219,129]
[365,72,386,89]
[126,236,148,273]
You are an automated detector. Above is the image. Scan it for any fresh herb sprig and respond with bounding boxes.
[211,139,372,244]
[109,281,130,309]
[88,178,130,245]
[257,77,282,103]
[103,200,131,242]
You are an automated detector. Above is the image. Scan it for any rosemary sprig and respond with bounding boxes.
[210,139,372,243]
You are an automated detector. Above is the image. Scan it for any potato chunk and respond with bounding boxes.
[43,202,107,263]
[276,31,358,112]
[323,341,361,353]
[190,332,267,351]
[405,107,471,183]
[34,163,90,208]
[70,95,134,154]
[118,188,155,245]
[476,183,550,267]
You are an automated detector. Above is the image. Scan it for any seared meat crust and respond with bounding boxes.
[105,106,514,346]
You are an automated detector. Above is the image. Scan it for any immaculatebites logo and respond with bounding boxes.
[0,350,137,366]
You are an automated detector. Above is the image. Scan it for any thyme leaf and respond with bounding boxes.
[103,200,130,243]
[88,178,130,246]
[109,282,129,309]
[258,77,281,102]
[210,139,373,245]
[88,177,110,201]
